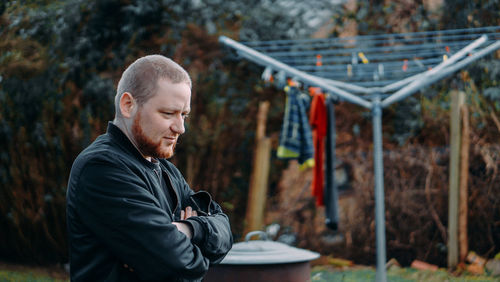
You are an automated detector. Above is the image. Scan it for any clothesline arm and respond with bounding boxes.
[381,40,500,108]
[219,36,373,109]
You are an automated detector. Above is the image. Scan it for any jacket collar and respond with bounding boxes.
[106,122,157,170]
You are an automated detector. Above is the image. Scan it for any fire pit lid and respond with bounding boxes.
[220,231,320,265]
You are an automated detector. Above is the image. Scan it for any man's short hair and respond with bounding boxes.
[115,55,192,117]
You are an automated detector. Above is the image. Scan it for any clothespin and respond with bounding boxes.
[445,46,450,54]
[358,52,369,64]
[261,66,273,82]
[378,64,384,79]
[287,77,300,87]
[276,70,286,88]
[351,52,358,65]
[402,59,408,72]
[308,87,322,96]
[443,54,448,61]
[316,54,323,66]
[347,64,353,78]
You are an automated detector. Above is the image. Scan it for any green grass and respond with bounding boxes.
[0,265,498,281]
[0,263,68,282]
[0,270,67,282]
[311,266,500,282]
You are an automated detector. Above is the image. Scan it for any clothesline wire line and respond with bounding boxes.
[242,26,500,46]
[248,32,500,52]
[290,57,441,68]
[278,48,471,64]
[248,34,500,58]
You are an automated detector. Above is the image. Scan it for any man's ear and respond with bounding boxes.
[119,92,136,118]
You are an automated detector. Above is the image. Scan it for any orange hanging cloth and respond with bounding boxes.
[309,88,327,206]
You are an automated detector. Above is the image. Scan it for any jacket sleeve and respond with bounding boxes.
[74,157,209,281]
[165,162,233,264]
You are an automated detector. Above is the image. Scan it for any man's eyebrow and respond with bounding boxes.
[158,107,190,113]
[158,106,179,111]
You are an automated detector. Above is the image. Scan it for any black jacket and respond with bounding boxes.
[66,123,233,281]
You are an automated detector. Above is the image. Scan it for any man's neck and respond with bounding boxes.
[112,118,152,162]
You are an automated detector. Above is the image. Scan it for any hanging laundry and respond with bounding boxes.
[324,94,340,231]
[277,86,314,169]
[309,88,327,206]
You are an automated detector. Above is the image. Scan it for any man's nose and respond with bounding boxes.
[171,115,185,134]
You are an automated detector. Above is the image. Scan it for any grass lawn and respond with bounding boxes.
[0,263,498,281]
[312,265,500,282]
[0,262,68,282]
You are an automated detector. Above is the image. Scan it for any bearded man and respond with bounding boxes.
[66,55,233,281]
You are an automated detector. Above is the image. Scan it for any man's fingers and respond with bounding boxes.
[185,206,192,218]
[179,206,198,220]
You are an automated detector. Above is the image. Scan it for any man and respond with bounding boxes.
[66,55,233,281]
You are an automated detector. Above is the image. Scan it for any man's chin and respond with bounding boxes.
[156,148,174,159]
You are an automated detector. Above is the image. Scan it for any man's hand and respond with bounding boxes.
[180,206,197,220]
[172,206,197,239]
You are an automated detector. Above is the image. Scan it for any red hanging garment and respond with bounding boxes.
[309,90,327,206]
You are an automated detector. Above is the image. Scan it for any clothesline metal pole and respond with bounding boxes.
[372,95,387,282]
[320,77,372,94]
[219,36,372,109]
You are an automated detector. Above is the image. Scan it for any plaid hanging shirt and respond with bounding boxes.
[277,86,314,169]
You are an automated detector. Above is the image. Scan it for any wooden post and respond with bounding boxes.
[244,101,271,235]
[448,90,463,268]
[459,97,470,262]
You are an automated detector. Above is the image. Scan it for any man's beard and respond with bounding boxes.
[131,111,175,159]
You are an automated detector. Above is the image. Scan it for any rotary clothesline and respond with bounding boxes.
[219,26,500,282]
[227,26,500,90]
[220,29,500,107]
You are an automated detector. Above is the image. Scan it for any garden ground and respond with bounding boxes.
[0,261,498,281]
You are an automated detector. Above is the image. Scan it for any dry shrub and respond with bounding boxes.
[266,140,500,267]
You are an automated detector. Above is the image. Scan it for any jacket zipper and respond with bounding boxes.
[158,166,180,216]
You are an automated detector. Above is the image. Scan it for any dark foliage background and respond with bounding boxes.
[0,0,337,263]
[0,0,498,267]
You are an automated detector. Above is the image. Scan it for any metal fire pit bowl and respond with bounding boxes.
[204,231,320,282]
